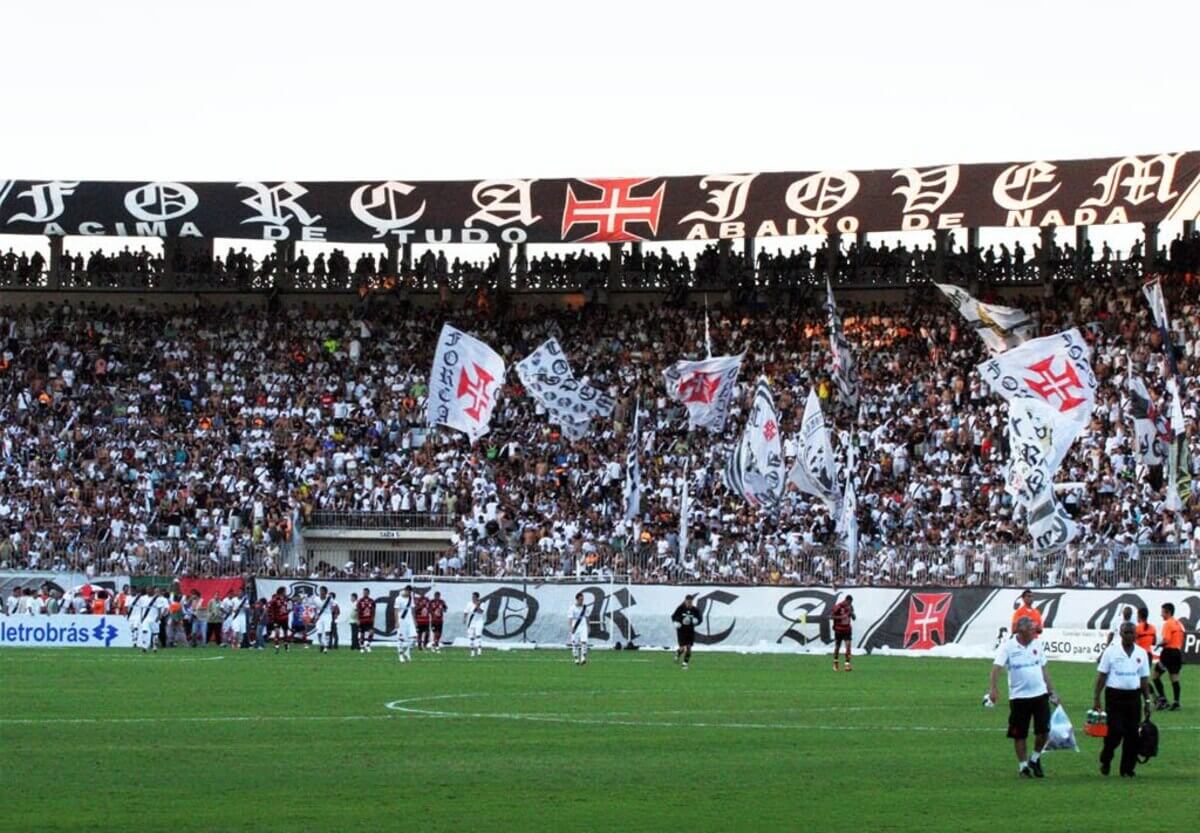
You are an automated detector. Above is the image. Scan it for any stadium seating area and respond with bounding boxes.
[1,258,1198,587]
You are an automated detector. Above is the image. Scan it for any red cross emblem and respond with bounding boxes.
[678,371,722,404]
[456,363,496,422]
[561,178,665,243]
[902,592,953,649]
[1024,356,1086,412]
[763,419,777,441]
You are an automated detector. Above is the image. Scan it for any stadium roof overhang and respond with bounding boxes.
[1,151,1197,246]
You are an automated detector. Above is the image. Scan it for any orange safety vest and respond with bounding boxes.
[91,597,106,615]
[1135,622,1156,655]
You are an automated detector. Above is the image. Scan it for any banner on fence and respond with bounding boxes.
[0,614,133,648]
[179,577,245,605]
[251,579,1200,655]
[0,572,131,601]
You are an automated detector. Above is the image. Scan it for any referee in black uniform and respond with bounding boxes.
[1093,621,1154,777]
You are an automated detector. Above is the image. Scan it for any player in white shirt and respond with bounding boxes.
[394,586,416,663]
[226,592,248,650]
[463,592,485,657]
[4,589,21,616]
[568,592,589,666]
[313,586,335,654]
[988,616,1059,778]
[1093,621,1153,777]
[128,591,151,651]
[220,591,238,647]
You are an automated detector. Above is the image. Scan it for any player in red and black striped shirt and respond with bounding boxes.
[831,595,855,671]
[356,589,376,653]
[414,594,431,650]
[428,592,448,653]
[267,589,290,654]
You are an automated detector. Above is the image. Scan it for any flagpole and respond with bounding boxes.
[704,294,712,359]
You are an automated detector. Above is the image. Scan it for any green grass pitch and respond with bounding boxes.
[1,647,1195,832]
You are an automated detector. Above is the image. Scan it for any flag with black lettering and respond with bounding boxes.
[1005,398,1079,554]
[825,279,859,408]
[787,388,841,516]
[426,324,506,442]
[836,480,859,570]
[935,283,1035,354]
[663,352,744,433]
[516,337,614,441]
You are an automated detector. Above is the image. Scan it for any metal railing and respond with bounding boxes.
[2,533,1196,588]
[303,510,455,531]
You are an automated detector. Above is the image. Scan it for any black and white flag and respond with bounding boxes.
[1005,398,1079,554]
[935,283,1035,354]
[516,337,614,441]
[787,388,841,516]
[724,376,785,507]
[825,279,859,408]
[623,406,643,521]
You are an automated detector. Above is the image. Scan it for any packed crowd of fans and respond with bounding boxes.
[1,251,1199,587]
[3,230,1198,292]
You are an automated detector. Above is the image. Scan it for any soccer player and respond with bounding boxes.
[129,589,151,652]
[988,616,1059,778]
[226,591,248,651]
[356,589,376,653]
[568,592,589,666]
[143,588,167,653]
[671,594,702,669]
[1101,605,1134,658]
[394,586,416,663]
[1151,602,1184,711]
[428,591,448,653]
[313,586,335,654]
[1010,589,1044,635]
[268,588,290,653]
[463,592,485,657]
[1093,621,1153,777]
[831,594,855,671]
[414,591,431,651]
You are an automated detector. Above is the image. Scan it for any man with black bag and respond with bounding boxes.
[1093,621,1154,777]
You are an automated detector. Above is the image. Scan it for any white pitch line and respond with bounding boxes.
[0,713,418,726]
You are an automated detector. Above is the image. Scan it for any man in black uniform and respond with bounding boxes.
[671,594,702,670]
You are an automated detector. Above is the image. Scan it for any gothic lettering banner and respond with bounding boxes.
[2,151,1197,245]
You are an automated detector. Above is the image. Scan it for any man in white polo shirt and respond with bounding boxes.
[1092,621,1153,777]
[988,616,1060,778]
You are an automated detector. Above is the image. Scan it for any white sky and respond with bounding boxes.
[1,0,1196,262]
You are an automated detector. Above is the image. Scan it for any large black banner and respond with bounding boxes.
[1,151,1198,246]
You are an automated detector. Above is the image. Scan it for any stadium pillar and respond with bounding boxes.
[934,229,949,282]
[965,227,981,291]
[1184,219,1196,238]
[516,242,528,281]
[497,242,512,289]
[401,242,412,276]
[825,232,840,282]
[275,241,292,290]
[384,239,399,276]
[608,242,623,289]
[1143,222,1158,272]
[717,238,732,281]
[1038,225,1055,284]
[160,237,176,290]
[743,236,755,271]
[47,235,63,289]
[1074,225,1089,280]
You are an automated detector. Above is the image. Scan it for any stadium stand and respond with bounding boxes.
[2,244,1198,587]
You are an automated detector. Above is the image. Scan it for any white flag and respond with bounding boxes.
[426,324,506,443]
[977,328,1097,471]
[516,337,614,441]
[836,480,859,570]
[935,283,1035,354]
[1005,398,1079,554]
[623,407,643,521]
[1143,277,1170,332]
[787,388,841,515]
[663,352,744,433]
[679,458,689,559]
[825,280,858,408]
[725,377,786,507]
